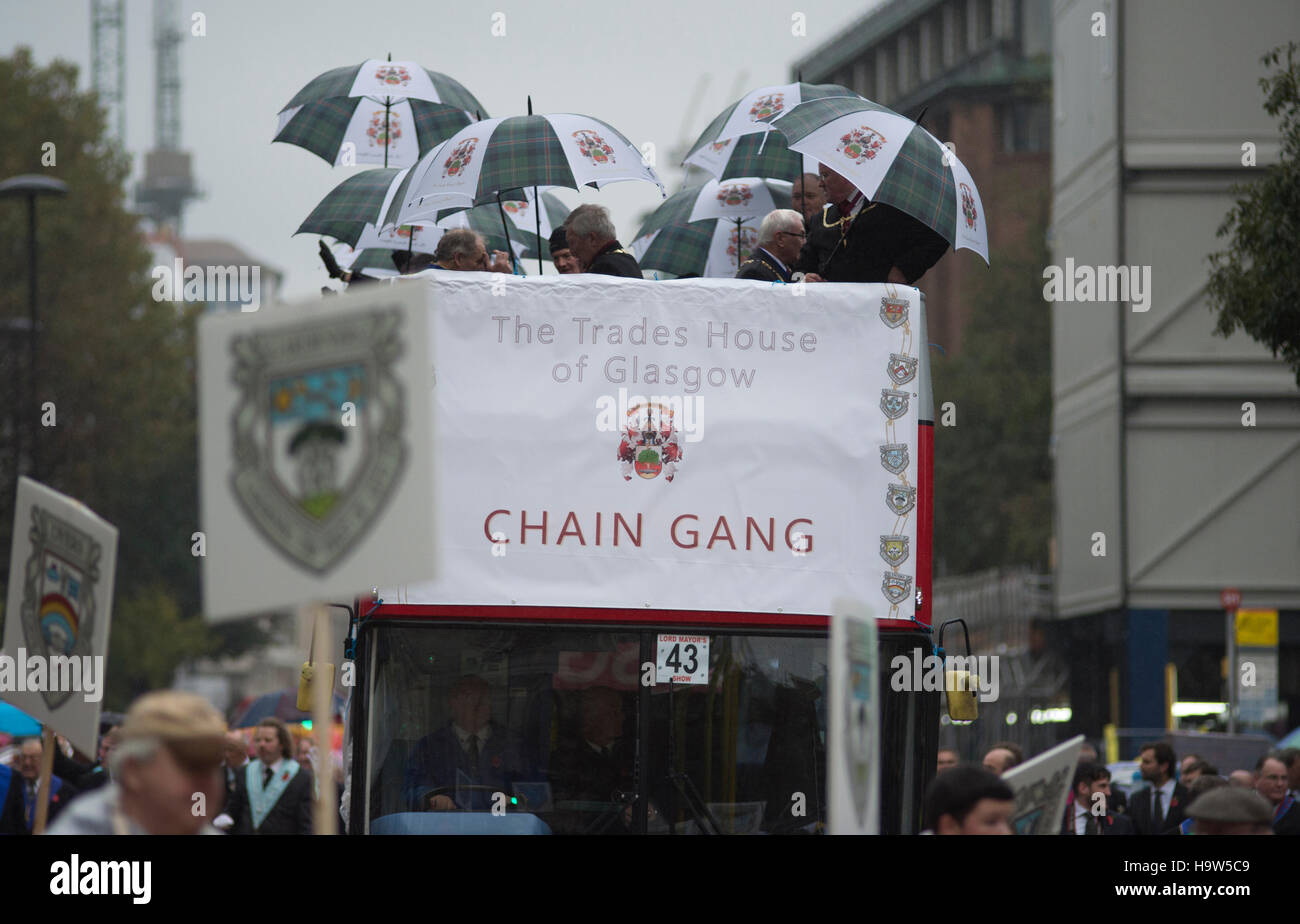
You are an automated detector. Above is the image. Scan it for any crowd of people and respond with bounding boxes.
[0,692,335,835]
[326,164,951,287]
[925,738,1300,835]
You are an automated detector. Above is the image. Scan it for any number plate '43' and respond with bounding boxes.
[656,634,710,685]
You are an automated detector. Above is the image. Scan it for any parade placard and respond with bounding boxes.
[198,283,436,620]
[388,274,922,619]
[1,478,119,757]
[1002,735,1083,835]
[828,599,879,834]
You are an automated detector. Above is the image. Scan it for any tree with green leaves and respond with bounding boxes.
[0,48,264,709]
[931,194,1052,577]
[1208,42,1300,385]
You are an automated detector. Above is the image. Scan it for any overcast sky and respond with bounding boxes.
[6,0,881,298]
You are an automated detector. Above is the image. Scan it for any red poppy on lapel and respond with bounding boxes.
[281,771,290,782]
[1170,797,1179,809]
[491,755,502,769]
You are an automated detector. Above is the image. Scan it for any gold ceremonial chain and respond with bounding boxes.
[881,281,914,620]
[745,255,781,278]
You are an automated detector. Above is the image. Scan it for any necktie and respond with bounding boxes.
[1152,790,1164,831]
[466,735,480,772]
[263,766,273,788]
[1090,814,1102,836]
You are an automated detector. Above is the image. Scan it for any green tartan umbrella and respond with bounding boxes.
[275,57,486,168]
[391,113,664,224]
[682,82,853,178]
[297,167,409,247]
[769,96,990,263]
[631,178,792,278]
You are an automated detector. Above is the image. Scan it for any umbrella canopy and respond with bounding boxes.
[275,59,486,167]
[682,82,854,177]
[637,177,792,238]
[632,220,763,279]
[0,701,42,736]
[631,178,792,278]
[393,113,664,223]
[230,688,346,729]
[769,96,989,263]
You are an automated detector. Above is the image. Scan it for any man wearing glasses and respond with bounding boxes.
[736,209,805,283]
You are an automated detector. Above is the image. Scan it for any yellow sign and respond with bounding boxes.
[1236,609,1278,647]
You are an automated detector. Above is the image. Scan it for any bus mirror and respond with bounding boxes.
[945,670,979,724]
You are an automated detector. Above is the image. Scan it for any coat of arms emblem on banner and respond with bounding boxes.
[18,506,103,709]
[617,401,682,482]
[229,309,407,573]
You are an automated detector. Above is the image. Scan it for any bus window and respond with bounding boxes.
[644,634,827,835]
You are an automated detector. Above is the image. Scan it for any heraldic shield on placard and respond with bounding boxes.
[229,309,407,574]
[18,505,103,710]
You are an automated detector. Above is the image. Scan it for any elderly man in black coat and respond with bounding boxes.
[794,165,949,284]
[736,209,804,283]
[563,204,643,278]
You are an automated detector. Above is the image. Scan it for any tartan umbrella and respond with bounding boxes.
[769,96,990,263]
[392,113,665,224]
[682,82,854,178]
[274,57,486,168]
[631,178,792,278]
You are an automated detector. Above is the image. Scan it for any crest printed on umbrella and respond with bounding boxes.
[442,137,478,177]
[837,126,886,164]
[882,572,913,605]
[749,93,785,121]
[716,183,753,208]
[366,110,402,149]
[887,353,917,386]
[229,309,408,573]
[885,483,916,516]
[879,296,909,328]
[617,402,682,482]
[573,130,616,165]
[727,225,758,262]
[374,65,411,86]
[960,182,978,230]
[879,535,910,567]
[879,442,909,475]
[709,139,732,154]
[880,389,910,420]
[503,199,530,218]
[18,506,102,710]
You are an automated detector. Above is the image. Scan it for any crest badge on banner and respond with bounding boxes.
[198,282,435,620]
[829,600,879,834]
[1,478,118,757]
[1001,735,1084,835]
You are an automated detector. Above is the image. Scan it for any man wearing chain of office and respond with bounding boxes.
[794,164,949,285]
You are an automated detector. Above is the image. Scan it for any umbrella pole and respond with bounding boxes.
[304,601,337,836]
[406,224,415,272]
[527,96,542,275]
[383,97,391,169]
[31,726,55,834]
[496,191,519,275]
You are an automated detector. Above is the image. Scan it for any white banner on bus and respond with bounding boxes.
[389,273,921,619]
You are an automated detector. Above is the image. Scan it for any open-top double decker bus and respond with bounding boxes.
[344,278,942,835]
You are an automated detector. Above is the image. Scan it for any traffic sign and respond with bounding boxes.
[1219,587,1241,611]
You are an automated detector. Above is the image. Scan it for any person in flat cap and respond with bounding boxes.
[1185,786,1275,835]
[47,691,229,835]
[549,226,580,274]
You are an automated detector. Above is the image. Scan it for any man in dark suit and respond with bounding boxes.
[219,717,313,834]
[736,209,803,283]
[12,736,77,832]
[564,204,642,278]
[548,686,634,834]
[1254,751,1300,835]
[793,164,948,285]
[404,675,530,812]
[1129,741,1189,835]
[1062,762,1134,835]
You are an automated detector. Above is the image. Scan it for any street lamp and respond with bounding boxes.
[0,174,68,487]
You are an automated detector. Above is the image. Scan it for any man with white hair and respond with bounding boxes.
[736,209,804,282]
[47,690,229,835]
[563,204,642,277]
